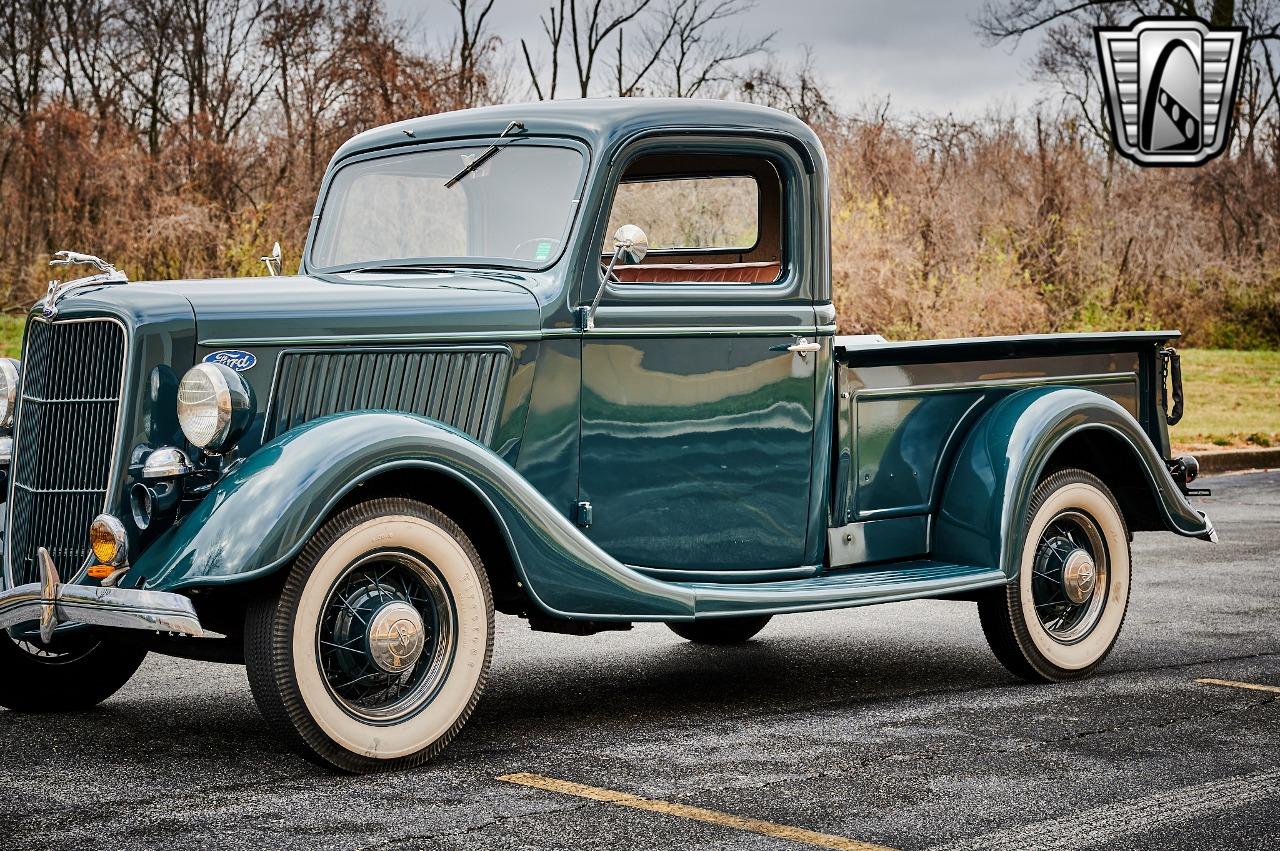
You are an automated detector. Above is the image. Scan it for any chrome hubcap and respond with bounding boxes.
[1061,549,1097,604]
[367,601,426,673]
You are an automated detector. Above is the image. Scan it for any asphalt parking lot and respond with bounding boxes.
[1,471,1277,850]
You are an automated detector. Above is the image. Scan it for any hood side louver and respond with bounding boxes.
[265,347,512,445]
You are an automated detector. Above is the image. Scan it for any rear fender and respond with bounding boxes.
[934,386,1214,579]
[131,412,693,620]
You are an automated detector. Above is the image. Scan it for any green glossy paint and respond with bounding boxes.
[4,99,1213,624]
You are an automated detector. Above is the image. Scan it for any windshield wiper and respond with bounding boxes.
[444,121,525,188]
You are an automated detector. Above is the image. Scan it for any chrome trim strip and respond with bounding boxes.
[633,564,821,583]
[546,324,820,339]
[850,372,1139,399]
[5,315,129,590]
[204,325,825,346]
[13,484,104,494]
[201,330,544,347]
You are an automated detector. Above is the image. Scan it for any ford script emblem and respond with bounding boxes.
[204,350,257,372]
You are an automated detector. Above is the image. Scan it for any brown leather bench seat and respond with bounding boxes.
[613,261,781,284]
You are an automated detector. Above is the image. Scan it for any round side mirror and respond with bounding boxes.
[612,225,649,265]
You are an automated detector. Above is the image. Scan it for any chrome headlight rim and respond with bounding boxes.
[0,357,19,429]
[177,362,253,453]
[89,513,129,567]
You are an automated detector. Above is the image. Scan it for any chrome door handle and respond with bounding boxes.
[787,338,821,356]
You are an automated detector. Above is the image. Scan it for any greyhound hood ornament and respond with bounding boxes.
[43,250,129,318]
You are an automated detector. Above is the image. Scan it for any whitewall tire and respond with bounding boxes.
[979,468,1131,682]
[246,498,493,772]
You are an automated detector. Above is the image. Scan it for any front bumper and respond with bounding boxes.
[0,547,202,642]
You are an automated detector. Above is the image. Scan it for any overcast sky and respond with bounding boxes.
[397,0,1049,116]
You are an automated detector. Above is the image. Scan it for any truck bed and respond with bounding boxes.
[828,330,1177,569]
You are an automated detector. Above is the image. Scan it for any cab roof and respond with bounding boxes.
[331,98,824,170]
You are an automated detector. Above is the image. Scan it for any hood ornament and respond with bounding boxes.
[43,250,128,319]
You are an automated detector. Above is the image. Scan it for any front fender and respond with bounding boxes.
[131,412,694,620]
[934,386,1214,579]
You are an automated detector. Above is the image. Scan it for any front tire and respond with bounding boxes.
[668,614,772,645]
[0,630,146,712]
[979,468,1131,682]
[246,498,493,772]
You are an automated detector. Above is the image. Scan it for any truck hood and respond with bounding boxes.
[130,271,542,345]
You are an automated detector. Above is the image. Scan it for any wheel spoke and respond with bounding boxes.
[315,548,455,721]
[337,596,368,626]
[334,669,386,691]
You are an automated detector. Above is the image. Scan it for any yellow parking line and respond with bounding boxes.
[498,772,897,851]
[1196,677,1280,694]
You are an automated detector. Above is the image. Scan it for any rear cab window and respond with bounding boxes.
[602,154,784,285]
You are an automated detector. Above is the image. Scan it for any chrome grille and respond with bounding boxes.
[266,348,510,443]
[7,318,126,586]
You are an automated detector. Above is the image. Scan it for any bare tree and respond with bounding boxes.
[48,0,124,124]
[521,0,566,99]
[172,0,278,147]
[568,0,652,96]
[523,0,767,98]
[0,0,53,123]
[611,0,679,95]
[447,0,497,108]
[657,0,772,97]
[735,46,834,125]
[523,0,652,97]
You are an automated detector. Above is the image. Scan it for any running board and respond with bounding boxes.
[679,561,1006,617]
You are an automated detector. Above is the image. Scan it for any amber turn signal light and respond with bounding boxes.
[88,514,128,567]
[86,563,114,580]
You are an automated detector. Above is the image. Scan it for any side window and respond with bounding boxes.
[605,176,759,251]
[602,154,784,285]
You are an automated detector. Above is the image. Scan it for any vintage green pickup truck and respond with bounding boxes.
[0,99,1213,772]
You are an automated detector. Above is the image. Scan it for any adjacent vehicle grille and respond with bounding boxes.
[7,318,127,586]
[266,348,511,444]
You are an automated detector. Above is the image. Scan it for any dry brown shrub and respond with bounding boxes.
[821,110,1280,346]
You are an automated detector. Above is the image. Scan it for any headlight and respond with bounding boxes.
[0,358,19,428]
[177,362,253,452]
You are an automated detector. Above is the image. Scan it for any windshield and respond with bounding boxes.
[309,143,585,271]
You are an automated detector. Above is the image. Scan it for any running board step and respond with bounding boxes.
[679,561,1006,617]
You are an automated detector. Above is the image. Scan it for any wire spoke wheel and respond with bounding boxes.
[1030,510,1109,643]
[316,551,456,723]
[979,468,1132,683]
[246,498,493,772]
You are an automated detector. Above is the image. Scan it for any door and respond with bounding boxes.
[576,149,818,574]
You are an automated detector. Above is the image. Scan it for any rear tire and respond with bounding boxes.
[668,614,772,645]
[245,497,494,773]
[0,630,146,712]
[979,468,1131,683]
